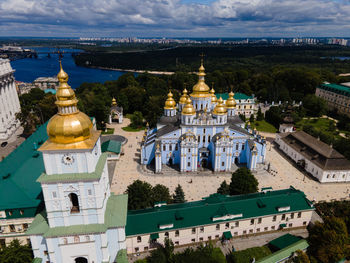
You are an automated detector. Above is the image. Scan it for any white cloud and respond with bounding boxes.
[0,0,349,36]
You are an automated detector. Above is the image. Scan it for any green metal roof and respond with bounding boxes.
[269,234,302,251]
[0,123,48,214]
[216,92,254,101]
[319,83,350,97]
[126,187,314,236]
[37,153,108,184]
[26,194,128,237]
[115,249,129,263]
[257,239,309,263]
[101,140,121,154]
[32,258,43,263]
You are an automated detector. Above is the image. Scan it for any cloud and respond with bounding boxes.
[0,0,349,36]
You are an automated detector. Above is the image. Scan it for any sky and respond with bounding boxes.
[0,0,350,37]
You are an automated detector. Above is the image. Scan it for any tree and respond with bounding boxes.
[147,238,174,263]
[308,217,349,263]
[256,107,264,121]
[0,239,33,263]
[152,184,172,204]
[287,250,310,263]
[173,184,185,203]
[249,114,255,123]
[125,180,153,210]
[229,168,258,195]
[130,111,144,129]
[302,94,328,117]
[265,106,282,128]
[217,181,230,195]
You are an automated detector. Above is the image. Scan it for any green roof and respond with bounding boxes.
[115,249,129,263]
[0,123,48,214]
[37,153,108,183]
[126,187,314,236]
[101,140,121,154]
[26,194,128,237]
[32,258,43,263]
[216,92,254,101]
[44,89,56,95]
[150,233,159,240]
[223,231,232,239]
[319,83,350,97]
[269,234,302,250]
[257,239,309,263]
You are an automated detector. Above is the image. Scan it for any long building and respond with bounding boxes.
[0,58,21,140]
[316,83,350,116]
[276,131,350,183]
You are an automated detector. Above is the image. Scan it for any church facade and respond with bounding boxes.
[26,63,127,263]
[141,62,266,173]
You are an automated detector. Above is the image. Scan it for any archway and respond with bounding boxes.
[68,193,80,213]
[168,158,173,166]
[75,257,88,263]
[235,157,239,165]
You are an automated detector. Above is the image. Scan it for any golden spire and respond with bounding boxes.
[112,97,117,106]
[191,56,210,98]
[182,97,196,115]
[44,61,94,145]
[210,82,217,103]
[226,91,236,109]
[213,97,227,115]
[164,91,176,109]
[179,88,189,104]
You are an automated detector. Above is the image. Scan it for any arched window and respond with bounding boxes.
[74,236,80,243]
[69,193,80,213]
[75,257,87,263]
[63,238,68,244]
[137,236,141,243]
[165,232,169,237]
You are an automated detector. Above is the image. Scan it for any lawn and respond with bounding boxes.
[229,246,272,263]
[101,128,114,135]
[250,120,277,133]
[122,126,145,132]
[295,117,335,132]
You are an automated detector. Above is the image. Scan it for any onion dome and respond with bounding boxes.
[46,61,93,144]
[210,88,217,103]
[191,61,210,98]
[179,88,189,104]
[225,91,236,109]
[213,97,227,115]
[182,97,196,115]
[112,97,117,106]
[164,91,176,109]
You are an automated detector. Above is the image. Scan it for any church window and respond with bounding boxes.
[74,236,80,243]
[188,149,191,153]
[201,104,203,110]
[222,162,224,166]
[223,148,225,152]
[198,135,200,142]
[203,128,206,133]
[137,236,141,243]
[208,135,211,142]
[163,145,166,151]
[52,191,57,198]
[169,145,172,151]
[88,189,92,195]
[236,144,239,150]
[175,144,178,151]
[242,144,245,150]
[69,193,80,214]
[203,136,205,142]
[188,162,191,167]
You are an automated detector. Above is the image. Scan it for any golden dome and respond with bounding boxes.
[46,61,93,144]
[226,91,236,109]
[164,91,176,109]
[213,97,227,115]
[191,61,211,98]
[182,97,196,115]
[112,97,117,106]
[179,88,188,104]
[210,88,217,103]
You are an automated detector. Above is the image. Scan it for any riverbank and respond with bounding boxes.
[90,66,174,75]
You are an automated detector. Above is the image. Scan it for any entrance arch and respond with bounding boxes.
[75,257,88,263]
[68,193,80,213]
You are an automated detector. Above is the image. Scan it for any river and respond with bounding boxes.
[11,47,126,89]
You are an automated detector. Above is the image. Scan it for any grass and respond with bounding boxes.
[122,126,145,132]
[102,128,114,135]
[229,246,272,263]
[296,117,334,132]
[250,120,277,133]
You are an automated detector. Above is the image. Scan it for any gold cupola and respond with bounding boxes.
[190,60,210,98]
[213,97,227,115]
[39,61,100,151]
[164,91,176,109]
[210,86,217,104]
[179,88,189,104]
[112,97,117,106]
[225,91,236,109]
[182,97,196,115]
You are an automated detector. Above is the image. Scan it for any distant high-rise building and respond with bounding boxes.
[0,59,21,140]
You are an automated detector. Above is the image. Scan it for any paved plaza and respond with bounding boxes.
[108,122,350,202]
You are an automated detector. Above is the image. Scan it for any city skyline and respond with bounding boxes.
[1,0,350,37]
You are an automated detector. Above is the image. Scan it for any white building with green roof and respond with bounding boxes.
[316,83,350,116]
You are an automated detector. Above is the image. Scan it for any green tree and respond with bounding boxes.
[173,184,185,203]
[125,180,153,210]
[265,106,282,128]
[308,217,349,263]
[0,239,33,263]
[217,181,230,195]
[302,94,328,117]
[287,250,310,263]
[147,238,174,263]
[249,114,255,123]
[256,107,264,121]
[130,111,144,128]
[152,184,172,205]
[229,168,258,195]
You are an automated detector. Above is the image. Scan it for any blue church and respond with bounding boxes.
[141,61,266,173]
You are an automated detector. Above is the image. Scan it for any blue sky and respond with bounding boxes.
[0,0,349,37]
